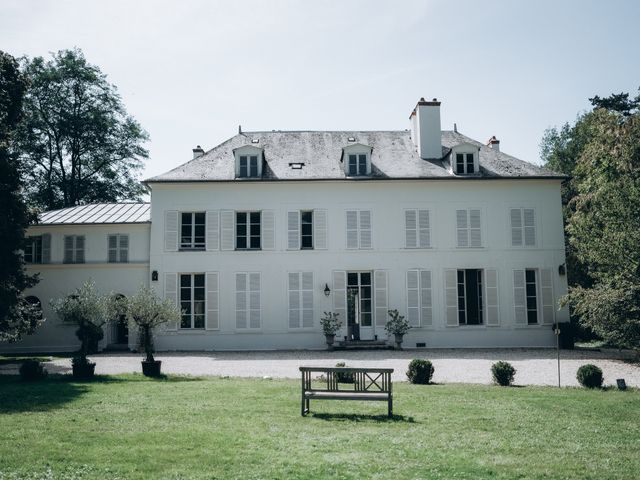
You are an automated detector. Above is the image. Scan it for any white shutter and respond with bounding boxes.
[288,272,301,329]
[524,209,536,246]
[301,272,314,328]
[406,270,420,327]
[108,235,118,263]
[119,234,129,263]
[287,211,300,250]
[469,209,481,247]
[513,270,527,325]
[206,210,219,251]
[405,210,417,248]
[346,211,358,249]
[220,210,235,251]
[484,269,499,326]
[314,209,328,250]
[164,273,178,331]
[249,273,261,328]
[359,210,372,249]
[420,270,433,326]
[63,235,73,263]
[540,268,554,324]
[332,271,347,326]
[418,209,431,248]
[235,273,247,329]
[511,208,523,246]
[456,210,468,247]
[205,272,219,330]
[164,211,178,252]
[444,269,458,326]
[41,233,51,264]
[261,210,275,250]
[75,236,85,263]
[374,270,388,327]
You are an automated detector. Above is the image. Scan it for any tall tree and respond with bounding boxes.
[17,48,149,210]
[0,50,42,342]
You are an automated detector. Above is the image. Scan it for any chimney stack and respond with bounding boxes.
[409,97,442,159]
[192,145,204,159]
[487,136,500,152]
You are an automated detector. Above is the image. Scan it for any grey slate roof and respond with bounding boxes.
[146,130,564,183]
[38,203,150,225]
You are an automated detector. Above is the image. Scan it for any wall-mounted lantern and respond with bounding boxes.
[324,284,331,296]
[151,270,158,282]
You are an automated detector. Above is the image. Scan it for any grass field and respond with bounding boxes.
[0,374,638,480]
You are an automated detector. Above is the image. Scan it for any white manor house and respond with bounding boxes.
[4,98,569,353]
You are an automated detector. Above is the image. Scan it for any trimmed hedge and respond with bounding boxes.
[576,364,603,388]
[19,360,48,381]
[491,361,516,386]
[406,359,434,384]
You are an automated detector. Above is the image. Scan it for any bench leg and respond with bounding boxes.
[388,396,393,418]
[301,396,310,416]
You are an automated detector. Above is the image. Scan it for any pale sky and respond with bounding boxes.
[2,0,639,179]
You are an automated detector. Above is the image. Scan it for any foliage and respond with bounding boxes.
[334,362,354,383]
[491,361,516,386]
[1,378,639,480]
[16,48,149,210]
[19,359,47,381]
[576,364,604,389]
[50,280,108,361]
[406,359,434,384]
[384,309,411,336]
[117,285,181,362]
[0,50,42,343]
[320,311,342,336]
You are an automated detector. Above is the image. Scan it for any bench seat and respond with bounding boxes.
[304,391,389,401]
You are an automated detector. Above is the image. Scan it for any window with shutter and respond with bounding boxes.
[287,211,300,250]
[180,212,206,250]
[236,212,262,250]
[405,209,431,248]
[41,233,51,264]
[108,234,129,263]
[313,209,328,250]
[236,272,261,329]
[220,210,234,251]
[346,210,372,249]
[510,208,536,247]
[24,236,43,264]
[180,273,205,329]
[63,235,85,264]
[444,269,459,326]
[206,272,219,330]
[164,210,178,251]
[374,270,388,327]
[164,273,178,331]
[456,209,481,248]
[513,270,527,325]
[288,272,314,329]
[332,271,347,327]
[451,269,484,326]
[206,211,220,251]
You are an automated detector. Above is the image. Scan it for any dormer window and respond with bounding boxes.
[456,153,475,174]
[234,145,263,179]
[342,143,372,177]
[348,153,368,176]
[239,155,259,177]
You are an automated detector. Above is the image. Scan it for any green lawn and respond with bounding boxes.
[0,375,638,480]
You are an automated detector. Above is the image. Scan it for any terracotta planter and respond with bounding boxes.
[142,360,162,377]
[325,334,335,350]
[394,334,404,350]
[72,361,96,380]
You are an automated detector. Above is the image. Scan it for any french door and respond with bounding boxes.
[346,272,374,340]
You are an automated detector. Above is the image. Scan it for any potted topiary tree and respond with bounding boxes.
[385,309,411,350]
[320,311,342,350]
[51,280,108,379]
[120,285,181,377]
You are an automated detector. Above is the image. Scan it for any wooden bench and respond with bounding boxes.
[299,366,394,418]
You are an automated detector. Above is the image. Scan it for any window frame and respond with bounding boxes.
[510,207,537,247]
[235,211,262,250]
[404,208,431,249]
[525,268,539,325]
[300,210,314,249]
[180,212,206,250]
[347,153,369,176]
[63,235,85,264]
[107,234,129,263]
[179,273,206,330]
[457,269,484,326]
[456,208,482,248]
[452,147,478,175]
[238,155,259,178]
[24,236,43,264]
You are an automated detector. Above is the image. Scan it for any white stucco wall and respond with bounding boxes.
[148,179,568,351]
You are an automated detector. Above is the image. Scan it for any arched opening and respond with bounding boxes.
[110,294,129,347]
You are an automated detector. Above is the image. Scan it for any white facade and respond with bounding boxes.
[1,99,569,352]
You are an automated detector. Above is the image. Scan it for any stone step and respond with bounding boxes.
[334,340,393,351]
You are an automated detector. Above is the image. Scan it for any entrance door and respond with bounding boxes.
[115,315,129,344]
[347,272,374,340]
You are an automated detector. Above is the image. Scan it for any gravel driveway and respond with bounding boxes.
[12,348,638,387]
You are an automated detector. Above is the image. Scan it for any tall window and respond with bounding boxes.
[108,234,129,263]
[455,153,475,174]
[346,210,372,249]
[525,269,538,325]
[239,155,259,178]
[24,236,42,264]
[288,272,314,329]
[63,235,85,264]
[300,211,313,249]
[236,212,261,249]
[456,209,481,248]
[510,208,536,247]
[405,209,431,248]
[457,269,483,325]
[347,153,368,176]
[180,273,205,329]
[180,212,205,250]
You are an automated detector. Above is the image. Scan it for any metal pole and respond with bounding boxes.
[556,326,561,387]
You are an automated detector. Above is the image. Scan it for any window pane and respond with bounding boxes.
[301,211,312,224]
[194,274,205,288]
[360,272,371,285]
[347,273,358,286]
[358,154,367,174]
[194,315,205,329]
[180,275,191,288]
[525,269,536,282]
[181,301,191,314]
[301,235,313,249]
[181,212,191,226]
[250,223,260,236]
[181,315,191,328]
[237,237,247,249]
[249,156,258,176]
[526,283,537,297]
[237,224,247,236]
[250,236,261,249]
[236,212,247,224]
[466,153,474,173]
[527,310,538,325]
[250,212,261,223]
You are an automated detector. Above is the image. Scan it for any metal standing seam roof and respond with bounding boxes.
[145,130,565,183]
[38,203,151,225]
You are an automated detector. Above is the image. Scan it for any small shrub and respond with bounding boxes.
[19,359,48,381]
[334,362,354,383]
[406,359,434,384]
[491,361,516,386]
[576,364,603,388]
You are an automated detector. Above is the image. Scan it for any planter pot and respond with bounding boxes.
[325,334,335,350]
[394,334,404,350]
[142,360,162,377]
[72,361,96,380]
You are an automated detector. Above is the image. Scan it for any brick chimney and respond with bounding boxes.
[409,97,442,159]
[487,136,500,152]
[192,145,204,159]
